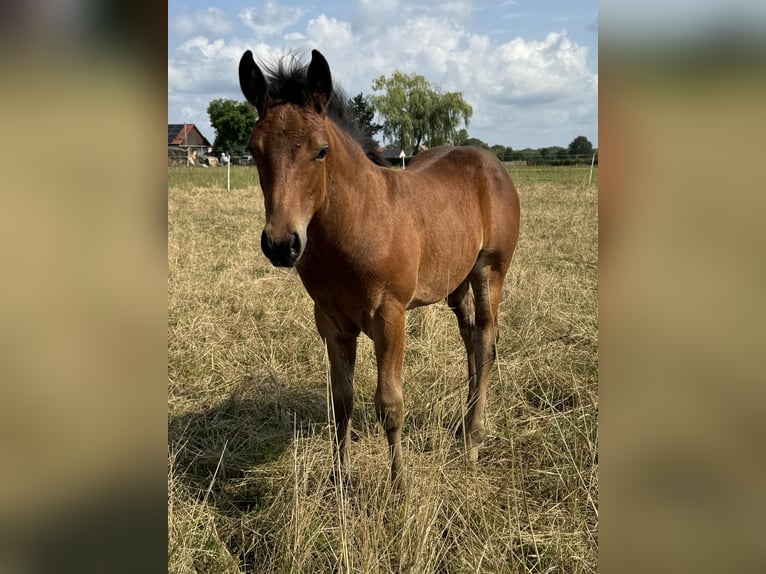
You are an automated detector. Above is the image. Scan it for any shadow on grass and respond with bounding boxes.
[168,373,329,513]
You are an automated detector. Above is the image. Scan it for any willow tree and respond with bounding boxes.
[370,71,472,156]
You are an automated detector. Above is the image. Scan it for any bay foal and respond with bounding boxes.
[239,49,520,486]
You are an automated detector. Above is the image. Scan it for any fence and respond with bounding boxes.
[167,147,254,167]
[168,156,598,190]
[504,163,598,187]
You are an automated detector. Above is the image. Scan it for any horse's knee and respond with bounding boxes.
[332,383,353,416]
[376,405,403,431]
[374,392,403,431]
[332,380,353,402]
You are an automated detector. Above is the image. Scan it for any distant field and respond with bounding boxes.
[168,165,259,190]
[505,164,598,188]
[168,164,598,573]
[168,162,598,190]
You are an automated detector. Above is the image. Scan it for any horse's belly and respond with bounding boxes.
[406,251,477,309]
[406,295,437,309]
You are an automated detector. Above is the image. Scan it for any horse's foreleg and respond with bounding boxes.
[371,302,406,488]
[315,305,358,474]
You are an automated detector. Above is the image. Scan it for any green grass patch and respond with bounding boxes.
[167,163,598,190]
[505,164,598,188]
[168,165,260,191]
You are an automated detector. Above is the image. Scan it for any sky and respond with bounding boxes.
[168,1,598,150]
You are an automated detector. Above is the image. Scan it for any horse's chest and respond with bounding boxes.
[299,273,358,308]
[296,262,379,328]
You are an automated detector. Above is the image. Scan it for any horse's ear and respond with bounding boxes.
[239,50,268,116]
[307,49,332,113]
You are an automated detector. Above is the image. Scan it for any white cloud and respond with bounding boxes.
[180,106,197,120]
[239,2,304,38]
[458,32,597,146]
[170,37,244,95]
[352,0,473,36]
[483,32,594,104]
[356,0,401,17]
[169,37,285,95]
[406,0,475,20]
[171,7,231,38]
[305,15,355,51]
[168,5,598,148]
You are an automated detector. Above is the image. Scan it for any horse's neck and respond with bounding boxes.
[313,122,382,236]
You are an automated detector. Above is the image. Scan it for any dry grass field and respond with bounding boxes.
[168,164,598,573]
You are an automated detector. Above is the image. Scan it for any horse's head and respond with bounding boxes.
[239,49,333,268]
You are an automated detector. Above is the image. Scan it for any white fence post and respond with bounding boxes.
[588,153,596,185]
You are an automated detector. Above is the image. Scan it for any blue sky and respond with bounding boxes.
[168,1,598,149]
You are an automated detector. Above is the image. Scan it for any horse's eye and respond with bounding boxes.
[316,145,329,161]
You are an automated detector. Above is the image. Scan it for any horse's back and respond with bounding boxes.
[408,146,520,258]
[407,145,517,204]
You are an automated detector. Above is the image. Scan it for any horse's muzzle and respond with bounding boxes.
[261,229,302,267]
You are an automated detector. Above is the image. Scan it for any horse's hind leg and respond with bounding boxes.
[465,256,507,462]
[448,277,478,429]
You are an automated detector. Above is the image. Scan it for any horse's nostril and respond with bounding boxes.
[290,232,302,256]
[260,229,271,257]
[260,229,302,267]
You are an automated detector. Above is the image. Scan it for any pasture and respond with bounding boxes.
[168,163,598,573]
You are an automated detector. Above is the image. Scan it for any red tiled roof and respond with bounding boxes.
[168,124,211,147]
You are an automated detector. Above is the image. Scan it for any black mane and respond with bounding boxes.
[260,53,389,167]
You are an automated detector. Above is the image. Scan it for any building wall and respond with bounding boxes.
[183,128,209,147]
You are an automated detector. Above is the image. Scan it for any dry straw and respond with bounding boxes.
[168,166,597,573]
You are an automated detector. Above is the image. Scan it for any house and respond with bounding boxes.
[168,124,212,165]
[380,144,429,168]
[379,147,410,168]
[381,148,407,162]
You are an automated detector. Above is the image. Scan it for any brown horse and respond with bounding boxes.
[239,49,520,486]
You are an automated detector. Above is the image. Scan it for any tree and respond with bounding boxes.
[207,99,258,156]
[370,71,472,155]
[347,93,382,139]
[490,144,506,161]
[453,129,470,146]
[465,137,490,150]
[567,135,594,160]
